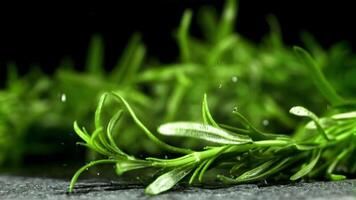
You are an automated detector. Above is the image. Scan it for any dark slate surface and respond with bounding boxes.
[0,175,355,200]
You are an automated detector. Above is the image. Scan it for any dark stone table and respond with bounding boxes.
[0,175,355,200]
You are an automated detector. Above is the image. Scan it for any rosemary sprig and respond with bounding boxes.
[69,93,356,194]
[68,91,356,195]
[2,0,356,176]
[68,47,356,195]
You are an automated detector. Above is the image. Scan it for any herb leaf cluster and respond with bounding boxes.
[69,49,356,194]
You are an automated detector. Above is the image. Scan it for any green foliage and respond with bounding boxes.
[0,34,151,165]
[1,2,356,195]
[68,78,356,194]
[68,48,356,194]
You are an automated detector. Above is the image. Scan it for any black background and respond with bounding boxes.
[0,0,355,80]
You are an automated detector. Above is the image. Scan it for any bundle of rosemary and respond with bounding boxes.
[2,0,356,174]
[68,47,356,195]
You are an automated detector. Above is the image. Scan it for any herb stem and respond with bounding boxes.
[153,140,290,168]
[68,159,118,193]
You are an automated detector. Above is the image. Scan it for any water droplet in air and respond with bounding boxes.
[231,76,238,83]
[262,120,269,126]
[60,93,67,102]
[97,173,100,176]
[164,155,168,159]
[233,107,238,112]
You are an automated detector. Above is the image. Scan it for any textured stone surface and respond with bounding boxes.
[0,175,355,200]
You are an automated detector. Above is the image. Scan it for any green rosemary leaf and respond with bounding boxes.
[178,10,193,63]
[202,93,219,127]
[293,46,344,106]
[73,121,90,143]
[217,175,237,185]
[86,35,104,76]
[90,128,103,143]
[68,159,118,193]
[197,6,218,42]
[289,106,314,118]
[106,109,130,157]
[219,123,250,135]
[106,109,123,140]
[305,118,335,130]
[207,35,238,65]
[235,159,276,181]
[290,149,321,180]
[137,63,199,82]
[145,164,194,195]
[326,145,353,180]
[331,111,356,120]
[216,0,237,42]
[266,15,282,48]
[111,33,142,82]
[95,93,107,129]
[110,92,193,154]
[189,160,208,184]
[289,106,331,141]
[232,110,285,140]
[158,122,252,144]
[328,174,346,181]
[236,157,293,183]
[165,72,190,121]
[230,162,245,175]
[121,44,146,85]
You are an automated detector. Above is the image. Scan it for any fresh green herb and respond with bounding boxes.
[0,0,352,194]
[68,91,356,194]
[68,49,356,194]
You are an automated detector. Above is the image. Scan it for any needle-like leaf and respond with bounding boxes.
[145,164,194,195]
[290,149,321,180]
[158,122,252,144]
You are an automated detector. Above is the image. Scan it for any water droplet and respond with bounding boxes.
[263,179,268,185]
[60,93,67,102]
[231,76,238,83]
[262,119,269,126]
[233,107,238,112]
[164,155,168,159]
[97,173,100,176]
[60,142,65,145]
[86,168,89,171]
